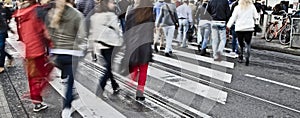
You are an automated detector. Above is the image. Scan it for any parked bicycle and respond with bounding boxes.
[264,10,295,45]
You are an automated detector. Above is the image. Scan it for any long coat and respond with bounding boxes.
[123,6,154,70]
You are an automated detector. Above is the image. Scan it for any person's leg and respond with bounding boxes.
[236,32,245,62]
[159,28,165,48]
[164,26,175,53]
[153,27,160,52]
[211,23,219,59]
[217,24,227,56]
[201,24,210,50]
[231,25,238,53]
[177,20,184,44]
[181,19,189,47]
[0,34,6,68]
[197,23,202,46]
[244,31,253,66]
[136,63,149,99]
[97,49,113,95]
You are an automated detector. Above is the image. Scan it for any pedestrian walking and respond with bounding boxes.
[123,0,154,101]
[195,0,211,56]
[153,0,165,52]
[0,2,14,73]
[42,0,87,117]
[229,0,239,54]
[176,0,193,48]
[89,0,122,98]
[207,0,231,61]
[226,0,259,66]
[13,0,54,112]
[116,0,131,33]
[76,0,97,62]
[156,0,178,57]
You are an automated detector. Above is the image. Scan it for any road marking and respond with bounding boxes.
[170,42,238,58]
[153,54,232,83]
[149,66,227,104]
[245,74,300,91]
[83,59,212,118]
[50,68,126,118]
[172,49,235,69]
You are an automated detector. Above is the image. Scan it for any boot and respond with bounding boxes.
[154,43,158,53]
[238,55,243,63]
[245,58,249,66]
[136,90,145,101]
[199,48,206,56]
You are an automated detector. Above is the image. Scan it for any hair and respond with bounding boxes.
[95,0,114,13]
[239,0,253,10]
[49,0,73,29]
[134,0,153,24]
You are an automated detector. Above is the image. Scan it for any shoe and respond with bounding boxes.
[159,46,165,50]
[7,58,14,67]
[33,103,48,112]
[213,52,222,61]
[169,51,172,54]
[113,88,121,94]
[0,67,4,73]
[61,108,72,118]
[181,45,187,48]
[165,53,171,57]
[197,45,201,52]
[199,48,206,56]
[136,96,145,101]
[154,44,158,53]
[245,59,249,66]
[238,55,243,63]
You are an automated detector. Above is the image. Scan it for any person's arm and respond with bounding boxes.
[225,0,231,23]
[188,7,193,24]
[226,6,238,29]
[156,5,164,27]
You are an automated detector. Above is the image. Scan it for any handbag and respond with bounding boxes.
[166,4,179,29]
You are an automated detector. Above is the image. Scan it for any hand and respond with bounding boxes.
[226,27,230,34]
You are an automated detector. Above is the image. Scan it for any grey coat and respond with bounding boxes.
[156,3,178,27]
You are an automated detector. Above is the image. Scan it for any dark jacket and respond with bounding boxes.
[124,7,154,68]
[207,0,231,22]
[0,7,8,34]
[76,0,95,17]
[116,0,131,19]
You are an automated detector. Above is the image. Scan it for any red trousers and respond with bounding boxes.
[130,63,149,92]
[25,55,54,104]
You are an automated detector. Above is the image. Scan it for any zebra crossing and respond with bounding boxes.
[6,33,238,117]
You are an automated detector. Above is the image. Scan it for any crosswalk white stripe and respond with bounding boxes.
[153,54,232,83]
[148,66,227,104]
[84,59,213,118]
[50,69,126,118]
[172,49,235,69]
[170,42,238,58]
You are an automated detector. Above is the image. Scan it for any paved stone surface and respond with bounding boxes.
[0,79,13,118]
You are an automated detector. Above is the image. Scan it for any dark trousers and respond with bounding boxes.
[230,25,239,53]
[96,48,119,96]
[54,54,79,108]
[120,18,126,33]
[236,31,253,60]
[0,33,6,67]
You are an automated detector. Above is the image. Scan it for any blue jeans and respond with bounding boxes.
[177,19,189,47]
[211,21,227,59]
[197,23,211,50]
[96,48,119,96]
[120,18,126,33]
[0,33,7,67]
[231,25,239,53]
[54,54,79,108]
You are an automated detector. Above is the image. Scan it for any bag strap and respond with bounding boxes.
[165,4,177,26]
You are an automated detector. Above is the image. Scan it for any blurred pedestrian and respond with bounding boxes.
[123,0,154,101]
[13,0,54,112]
[116,0,131,33]
[227,0,258,66]
[156,0,178,57]
[43,0,87,117]
[207,0,231,61]
[76,0,97,62]
[195,0,211,56]
[229,0,239,54]
[176,0,193,48]
[153,0,165,53]
[89,0,122,98]
[0,2,14,73]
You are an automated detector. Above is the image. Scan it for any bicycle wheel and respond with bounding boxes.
[265,26,274,42]
[279,25,293,45]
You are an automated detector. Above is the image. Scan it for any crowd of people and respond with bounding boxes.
[0,0,262,117]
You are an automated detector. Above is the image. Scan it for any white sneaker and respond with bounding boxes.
[61,108,72,118]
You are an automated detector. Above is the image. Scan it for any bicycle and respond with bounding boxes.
[264,10,293,45]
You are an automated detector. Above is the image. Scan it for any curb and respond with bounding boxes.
[251,43,300,56]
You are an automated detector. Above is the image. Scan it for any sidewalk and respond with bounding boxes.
[251,33,300,56]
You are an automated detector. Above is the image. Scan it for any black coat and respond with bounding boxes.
[123,7,154,69]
